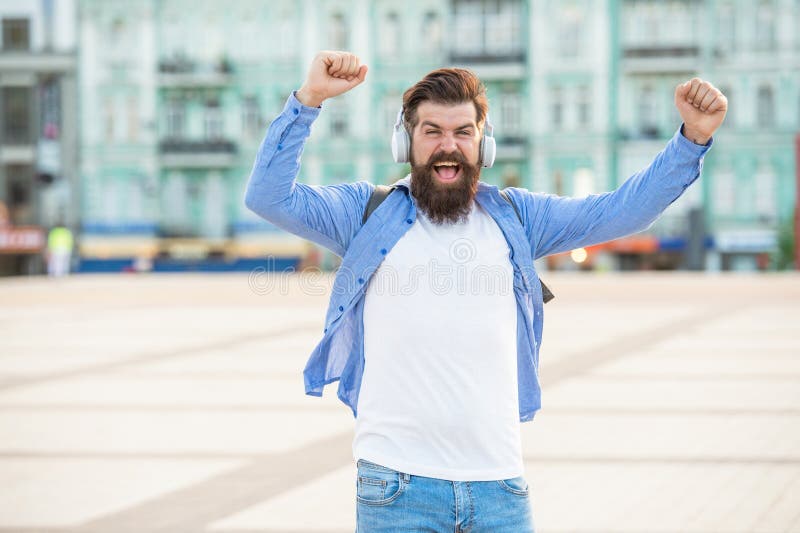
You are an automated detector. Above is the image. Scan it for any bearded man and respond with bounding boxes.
[244,51,727,532]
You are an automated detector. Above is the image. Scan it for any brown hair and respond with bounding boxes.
[402,68,488,133]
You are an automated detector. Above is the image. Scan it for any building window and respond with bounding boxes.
[558,4,583,57]
[127,96,139,142]
[755,165,776,220]
[551,86,563,130]
[2,87,31,144]
[380,12,401,59]
[718,86,733,126]
[40,79,61,140]
[453,0,483,56]
[422,11,442,53]
[485,0,522,56]
[638,85,658,137]
[277,8,296,61]
[499,92,522,138]
[713,168,736,216]
[717,2,736,52]
[452,0,523,59]
[2,18,30,51]
[330,12,348,50]
[166,98,185,139]
[577,85,591,127]
[104,97,115,142]
[755,0,775,51]
[204,99,224,140]
[7,164,33,224]
[242,95,262,138]
[383,93,401,136]
[329,100,348,137]
[757,85,774,128]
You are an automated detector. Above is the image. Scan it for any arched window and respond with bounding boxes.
[551,86,563,130]
[422,11,442,53]
[380,12,401,58]
[330,12,348,50]
[755,0,776,51]
[638,85,658,137]
[757,85,774,128]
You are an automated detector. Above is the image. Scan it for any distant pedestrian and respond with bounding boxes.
[47,224,73,277]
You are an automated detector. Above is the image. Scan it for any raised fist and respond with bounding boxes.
[674,78,728,145]
[296,51,368,108]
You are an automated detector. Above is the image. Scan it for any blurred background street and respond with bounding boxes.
[0,0,797,275]
[0,272,798,532]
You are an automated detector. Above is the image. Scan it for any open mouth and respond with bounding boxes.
[433,161,461,182]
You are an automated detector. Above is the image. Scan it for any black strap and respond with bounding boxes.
[500,190,555,304]
[362,185,397,225]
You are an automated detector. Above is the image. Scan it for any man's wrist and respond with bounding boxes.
[296,87,324,108]
[681,124,711,146]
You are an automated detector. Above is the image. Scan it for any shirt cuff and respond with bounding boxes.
[676,123,713,156]
[282,91,322,126]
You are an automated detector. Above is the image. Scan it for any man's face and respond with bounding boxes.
[410,101,481,175]
[409,101,483,224]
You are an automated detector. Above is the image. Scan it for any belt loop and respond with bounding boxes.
[401,472,410,483]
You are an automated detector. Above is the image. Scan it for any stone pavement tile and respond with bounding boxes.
[0,410,355,455]
[0,352,125,378]
[131,337,323,377]
[541,378,800,412]
[0,375,341,408]
[590,352,800,378]
[527,462,800,533]
[521,412,800,459]
[541,304,700,363]
[640,336,800,353]
[0,457,242,528]
[752,473,800,533]
[208,463,356,532]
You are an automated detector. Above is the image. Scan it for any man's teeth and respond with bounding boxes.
[435,162,458,167]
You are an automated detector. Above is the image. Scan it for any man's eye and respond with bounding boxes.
[458,130,471,136]
[425,130,439,135]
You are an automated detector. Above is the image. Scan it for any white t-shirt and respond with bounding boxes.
[352,200,523,481]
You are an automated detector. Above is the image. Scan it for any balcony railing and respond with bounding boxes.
[448,50,526,64]
[157,55,234,87]
[158,139,238,167]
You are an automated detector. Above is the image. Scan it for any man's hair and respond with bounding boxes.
[402,68,488,133]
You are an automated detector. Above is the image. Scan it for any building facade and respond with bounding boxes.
[75,0,798,272]
[0,0,78,275]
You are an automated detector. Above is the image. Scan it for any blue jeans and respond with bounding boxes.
[355,459,535,532]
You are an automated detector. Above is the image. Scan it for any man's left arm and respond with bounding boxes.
[511,78,727,260]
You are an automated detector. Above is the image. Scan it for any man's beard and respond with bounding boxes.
[410,150,481,225]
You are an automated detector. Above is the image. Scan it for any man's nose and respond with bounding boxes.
[439,133,457,152]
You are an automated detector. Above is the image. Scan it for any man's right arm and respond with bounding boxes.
[244,52,371,257]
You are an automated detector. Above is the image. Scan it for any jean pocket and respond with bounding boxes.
[356,461,405,506]
[497,475,529,497]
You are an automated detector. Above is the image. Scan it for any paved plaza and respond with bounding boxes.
[0,272,798,533]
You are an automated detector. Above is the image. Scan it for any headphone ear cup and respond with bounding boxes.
[391,127,410,163]
[481,135,496,168]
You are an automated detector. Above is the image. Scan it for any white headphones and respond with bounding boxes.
[391,108,496,168]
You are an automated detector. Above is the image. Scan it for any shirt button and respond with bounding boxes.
[358,278,364,284]
[324,327,328,333]
[405,218,412,224]
[277,144,283,150]
[293,108,299,115]
[380,248,387,255]
[338,305,344,311]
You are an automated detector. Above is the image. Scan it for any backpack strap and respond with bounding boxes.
[500,189,555,304]
[362,185,398,225]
